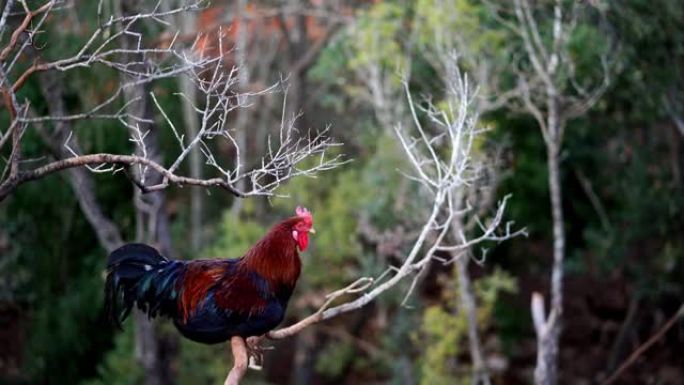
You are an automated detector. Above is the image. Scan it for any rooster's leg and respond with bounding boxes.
[225,336,248,385]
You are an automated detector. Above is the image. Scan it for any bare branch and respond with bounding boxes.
[0,153,245,201]
[601,304,684,385]
[0,1,344,203]
[261,58,522,354]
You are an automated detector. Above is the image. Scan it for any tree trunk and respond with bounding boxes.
[118,1,177,384]
[282,0,308,126]
[229,0,250,217]
[125,69,176,385]
[456,254,491,385]
[36,71,124,253]
[178,11,203,252]
[133,311,167,385]
[534,140,564,385]
[451,215,490,385]
[548,146,565,330]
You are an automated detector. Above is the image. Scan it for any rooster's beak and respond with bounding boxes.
[309,228,316,234]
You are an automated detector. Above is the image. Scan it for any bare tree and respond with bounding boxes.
[224,58,525,385]
[346,5,521,380]
[483,1,615,384]
[432,56,512,385]
[415,4,521,381]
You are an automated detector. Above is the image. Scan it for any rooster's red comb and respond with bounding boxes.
[295,206,312,219]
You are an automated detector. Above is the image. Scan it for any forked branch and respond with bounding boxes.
[0,0,345,203]
[233,60,524,385]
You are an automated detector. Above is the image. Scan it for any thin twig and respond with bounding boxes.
[601,304,684,385]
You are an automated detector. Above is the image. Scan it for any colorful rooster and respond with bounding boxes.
[104,207,315,344]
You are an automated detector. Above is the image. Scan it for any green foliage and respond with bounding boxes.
[419,304,467,385]
[608,0,684,118]
[414,0,505,61]
[204,200,267,260]
[3,175,119,384]
[316,340,355,377]
[592,131,683,292]
[566,22,611,86]
[25,261,111,383]
[418,268,517,385]
[82,327,143,385]
[271,167,366,275]
[348,3,408,72]
[177,340,234,385]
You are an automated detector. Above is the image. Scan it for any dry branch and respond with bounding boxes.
[238,60,524,385]
[0,0,344,204]
[601,304,684,385]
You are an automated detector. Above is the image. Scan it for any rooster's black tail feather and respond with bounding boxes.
[105,243,182,327]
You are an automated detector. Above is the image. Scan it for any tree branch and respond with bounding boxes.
[601,304,684,385]
[0,153,244,202]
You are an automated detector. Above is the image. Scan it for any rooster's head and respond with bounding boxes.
[291,206,315,251]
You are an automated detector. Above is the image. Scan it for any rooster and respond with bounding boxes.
[104,207,315,344]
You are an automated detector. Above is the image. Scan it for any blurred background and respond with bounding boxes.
[0,0,682,384]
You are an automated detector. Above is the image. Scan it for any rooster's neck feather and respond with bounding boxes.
[240,220,302,289]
